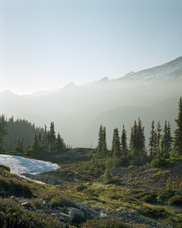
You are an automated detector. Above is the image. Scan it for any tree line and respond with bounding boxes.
[96,97,182,167]
[0,116,66,154]
[27,122,66,155]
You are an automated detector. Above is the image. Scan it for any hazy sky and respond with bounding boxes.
[0,0,182,94]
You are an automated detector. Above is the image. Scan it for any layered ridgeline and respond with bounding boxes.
[0,57,182,147]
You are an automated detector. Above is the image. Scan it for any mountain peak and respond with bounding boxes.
[100,77,109,81]
[0,90,17,96]
[121,56,182,82]
[64,82,76,88]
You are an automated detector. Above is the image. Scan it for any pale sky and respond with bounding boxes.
[0,0,182,94]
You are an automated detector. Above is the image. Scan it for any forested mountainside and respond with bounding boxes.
[4,117,43,151]
[0,116,66,155]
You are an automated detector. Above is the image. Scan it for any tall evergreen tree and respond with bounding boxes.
[31,133,41,153]
[154,121,162,157]
[129,118,146,166]
[48,122,56,152]
[167,122,173,153]
[161,121,172,158]
[172,97,182,157]
[149,120,156,160]
[112,128,121,167]
[14,138,24,153]
[0,115,8,152]
[96,125,107,156]
[101,126,108,155]
[56,133,66,152]
[43,125,48,153]
[121,125,128,157]
[97,125,103,156]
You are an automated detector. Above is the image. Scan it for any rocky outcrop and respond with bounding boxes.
[8,196,172,228]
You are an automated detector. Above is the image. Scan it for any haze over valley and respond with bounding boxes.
[1,56,182,148]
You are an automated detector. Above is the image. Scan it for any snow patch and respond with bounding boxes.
[0,155,59,176]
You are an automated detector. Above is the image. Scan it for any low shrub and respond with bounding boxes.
[168,195,182,205]
[0,178,33,198]
[77,184,88,192]
[151,158,174,168]
[80,219,139,228]
[0,165,10,172]
[141,205,166,219]
[140,193,157,203]
[157,190,173,202]
[0,198,63,228]
[50,194,74,207]
[134,191,157,203]
[30,199,45,209]
[167,215,182,228]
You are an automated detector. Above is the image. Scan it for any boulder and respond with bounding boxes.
[36,209,44,213]
[67,207,85,222]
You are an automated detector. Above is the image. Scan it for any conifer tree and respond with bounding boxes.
[48,122,56,152]
[154,121,162,157]
[112,128,121,167]
[31,133,41,153]
[104,157,113,183]
[56,133,66,152]
[161,121,172,158]
[167,122,173,153]
[149,120,156,160]
[43,125,48,153]
[101,126,108,155]
[14,138,24,153]
[129,118,146,166]
[96,125,107,156]
[97,125,103,156]
[0,115,8,152]
[172,97,182,157]
[121,125,128,157]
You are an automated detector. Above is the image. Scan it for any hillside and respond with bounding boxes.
[0,148,181,228]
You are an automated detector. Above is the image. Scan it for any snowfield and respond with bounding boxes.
[0,154,59,176]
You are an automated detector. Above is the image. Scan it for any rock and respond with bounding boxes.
[67,207,84,221]
[59,213,72,223]
[36,209,44,213]
[47,201,52,207]
[100,210,109,219]
[49,209,60,213]
[21,201,31,208]
[57,214,65,222]
[73,202,100,219]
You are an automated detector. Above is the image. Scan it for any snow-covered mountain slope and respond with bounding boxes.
[118,56,182,85]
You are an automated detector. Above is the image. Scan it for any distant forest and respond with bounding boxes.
[0,97,182,169]
[94,97,182,169]
[0,116,66,155]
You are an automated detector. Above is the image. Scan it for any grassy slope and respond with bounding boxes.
[1,149,182,228]
[28,149,182,228]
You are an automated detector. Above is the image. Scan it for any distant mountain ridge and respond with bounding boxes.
[1,56,182,97]
[120,56,182,83]
[0,56,182,147]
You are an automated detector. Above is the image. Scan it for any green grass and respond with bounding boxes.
[168,195,182,205]
[80,219,146,228]
[1,152,181,228]
[0,198,63,228]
